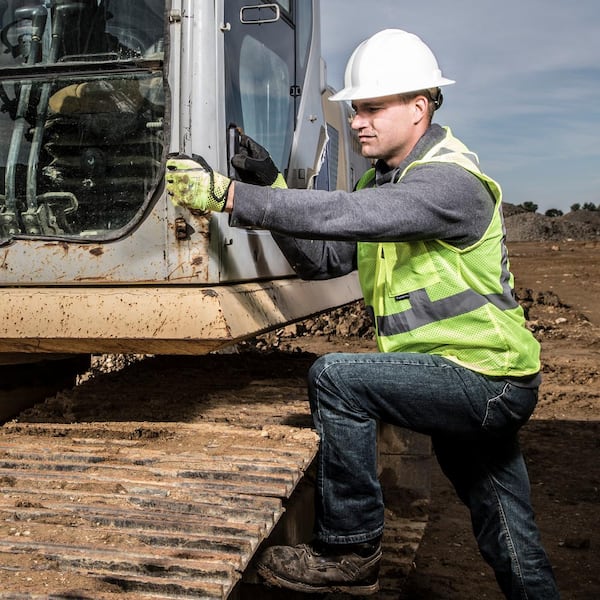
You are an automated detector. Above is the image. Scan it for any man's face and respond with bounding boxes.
[350,94,422,168]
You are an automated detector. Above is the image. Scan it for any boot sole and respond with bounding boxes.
[256,564,380,596]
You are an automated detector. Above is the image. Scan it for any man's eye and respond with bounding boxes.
[348,106,381,122]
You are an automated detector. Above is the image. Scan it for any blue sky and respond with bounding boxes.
[320,0,600,214]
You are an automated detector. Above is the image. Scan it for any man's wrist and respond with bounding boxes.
[225,181,235,213]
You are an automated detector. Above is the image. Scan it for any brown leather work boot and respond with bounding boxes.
[255,540,381,595]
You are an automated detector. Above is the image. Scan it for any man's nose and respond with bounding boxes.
[350,113,365,130]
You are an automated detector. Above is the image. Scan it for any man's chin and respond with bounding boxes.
[360,145,377,159]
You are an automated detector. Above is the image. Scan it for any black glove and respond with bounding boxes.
[231,134,285,187]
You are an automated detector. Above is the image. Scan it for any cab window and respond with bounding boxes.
[0,0,165,240]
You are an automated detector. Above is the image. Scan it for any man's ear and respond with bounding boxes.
[412,95,429,125]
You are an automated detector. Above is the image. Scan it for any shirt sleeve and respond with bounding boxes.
[230,162,495,247]
[270,233,357,280]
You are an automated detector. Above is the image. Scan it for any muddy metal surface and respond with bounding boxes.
[0,353,428,599]
[0,420,317,599]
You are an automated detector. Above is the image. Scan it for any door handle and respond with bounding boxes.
[240,3,280,24]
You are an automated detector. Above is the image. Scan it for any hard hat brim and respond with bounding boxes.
[328,77,455,102]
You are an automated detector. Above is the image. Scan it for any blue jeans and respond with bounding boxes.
[308,352,559,600]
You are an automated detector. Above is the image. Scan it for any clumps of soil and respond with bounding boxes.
[242,302,375,352]
[76,354,147,384]
[503,205,600,242]
[515,287,596,342]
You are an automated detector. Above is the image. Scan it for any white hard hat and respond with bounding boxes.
[329,29,455,102]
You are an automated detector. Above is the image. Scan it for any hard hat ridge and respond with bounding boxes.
[329,29,455,102]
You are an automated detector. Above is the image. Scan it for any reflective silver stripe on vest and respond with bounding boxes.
[430,147,480,169]
[376,287,519,337]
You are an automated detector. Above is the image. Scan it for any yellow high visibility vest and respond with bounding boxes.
[357,127,540,376]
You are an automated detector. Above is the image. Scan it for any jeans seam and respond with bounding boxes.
[314,360,341,534]
[312,359,384,541]
[482,382,510,428]
[323,358,455,368]
[313,362,327,530]
[487,471,529,599]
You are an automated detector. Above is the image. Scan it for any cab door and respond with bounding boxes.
[211,1,299,282]
[223,1,296,175]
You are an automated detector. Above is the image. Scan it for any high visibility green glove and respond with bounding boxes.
[231,134,287,189]
[165,155,231,212]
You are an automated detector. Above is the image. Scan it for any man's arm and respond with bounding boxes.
[271,233,357,280]
[229,163,495,248]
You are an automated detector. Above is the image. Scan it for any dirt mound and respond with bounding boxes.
[503,204,600,242]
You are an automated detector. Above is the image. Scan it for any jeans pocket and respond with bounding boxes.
[482,382,538,435]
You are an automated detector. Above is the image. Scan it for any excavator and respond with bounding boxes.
[0,3,431,597]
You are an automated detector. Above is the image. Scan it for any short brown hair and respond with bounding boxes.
[397,88,442,122]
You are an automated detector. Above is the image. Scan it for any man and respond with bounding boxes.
[166,29,559,600]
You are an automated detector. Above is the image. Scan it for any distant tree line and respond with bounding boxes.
[516,201,598,217]
[569,202,598,212]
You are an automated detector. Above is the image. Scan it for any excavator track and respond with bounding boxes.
[0,352,429,599]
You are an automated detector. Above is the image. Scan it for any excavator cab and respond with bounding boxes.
[0,0,165,239]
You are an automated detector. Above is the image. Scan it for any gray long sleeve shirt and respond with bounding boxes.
[229,124,496,280]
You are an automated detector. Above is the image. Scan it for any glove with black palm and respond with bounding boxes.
[231,134,287,189]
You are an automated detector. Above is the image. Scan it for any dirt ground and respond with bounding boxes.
[276,240,599,599]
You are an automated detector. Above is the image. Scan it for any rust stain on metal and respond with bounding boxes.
[41,241,70,253]
[88,246,104,256]
[174,216,189,240]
